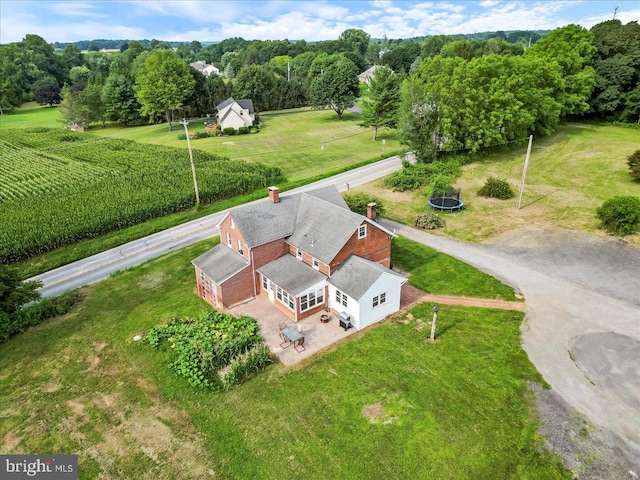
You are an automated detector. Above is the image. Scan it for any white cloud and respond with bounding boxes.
[576,8,640,29]
[479,0,500,7]
[47,2,106,18]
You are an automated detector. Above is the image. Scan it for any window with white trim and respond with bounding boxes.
[262,275,268,290]
[300,288,325,312]
[237,240,244,255]
[358,224,367,239]
[312,257,319,269]
[296,248,302,260]
[226,232,232,246]
[372,292,387,308]
[335,289,348,307]
[230,218,234,229]
[276,286,294,310]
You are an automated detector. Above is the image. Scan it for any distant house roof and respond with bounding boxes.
[191,243,249,284]
[328,255,406,300]
[216,97,255,114]
[257,255,326,297]
[358,65,390,84]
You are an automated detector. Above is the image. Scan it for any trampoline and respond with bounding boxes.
[428,188,463,211]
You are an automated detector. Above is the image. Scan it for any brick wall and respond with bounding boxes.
[287,244,330,275]
[219,213,249,260]
[331,221,392,270]
[220,265,254,307]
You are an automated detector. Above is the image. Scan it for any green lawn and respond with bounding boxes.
[91,107,401,181]
[392,236,518,300]
[353,123,640,246]
[0,102,62,128]
[0,237,567,479]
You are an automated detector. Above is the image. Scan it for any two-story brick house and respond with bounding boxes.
[192,185,406,330]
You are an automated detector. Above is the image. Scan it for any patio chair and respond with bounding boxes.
[279,331,291,349]
[294,336,306,353]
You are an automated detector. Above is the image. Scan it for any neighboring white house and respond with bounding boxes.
[358,65,388,84]
[327,255,406,330]
[190,61,220,77]
[216,97,255,131]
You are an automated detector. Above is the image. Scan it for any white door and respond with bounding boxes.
[267,280,274,302]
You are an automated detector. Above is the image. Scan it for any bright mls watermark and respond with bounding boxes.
[1,455,78,479]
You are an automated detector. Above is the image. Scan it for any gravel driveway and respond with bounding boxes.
[381,220,640,479]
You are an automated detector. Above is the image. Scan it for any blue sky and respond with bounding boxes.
[1,0,638,44]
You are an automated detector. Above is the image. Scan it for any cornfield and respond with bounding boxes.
[0,128,284,263]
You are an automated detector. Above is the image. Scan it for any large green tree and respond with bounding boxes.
[309,55,359,119]
[589,20,640,121]
[102,74,140,126]
[526,24,596,116]
[134,50,195,130]
[232,64,275,111]
[360,66,401,140]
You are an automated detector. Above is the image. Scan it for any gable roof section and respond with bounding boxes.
[192,243,250,284]
[328,255,406,301]
[216,97,236,111]
[286,194,365,265]
[304,185,349,209]
[236,99,255,114]
[231,194,298,247]
[257,254,326,297]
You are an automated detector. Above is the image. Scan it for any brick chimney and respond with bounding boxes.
[268,186,280,203]
[367,202,377,220]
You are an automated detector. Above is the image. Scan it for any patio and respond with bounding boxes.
[228,296,359,366]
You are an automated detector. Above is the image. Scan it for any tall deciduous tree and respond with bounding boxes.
[0,265,41,316]
[526,24,596,116]
[360,66,401,140]
[59,84,90,128]
[34,83,61,106]
[134,50,195,130]
[309,55,359,119]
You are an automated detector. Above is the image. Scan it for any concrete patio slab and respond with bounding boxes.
[228,296,359,366]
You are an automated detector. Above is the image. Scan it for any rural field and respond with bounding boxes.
[0,237,568,479]
[353,123,640,247]
[0,103,401,273]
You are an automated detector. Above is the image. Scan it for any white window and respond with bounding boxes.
[312,257,319,269]
[296,249,302,260]
[335,289,348,307]
[237,240,244,255]
[262,275,268,290]
[358,224,367,239]
[300,288,325,312]
[276,286,294,311]
[230,218,235,229]
[373,292,387,308]
[226,232,232,246]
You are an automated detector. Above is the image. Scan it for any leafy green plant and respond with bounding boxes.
[147,310,268,389]
[478,177,515,200]
[220,344,272,389]
[384,158,461,192]
[343,193,386,217]
[596,196,640,236]
[628,149,640,182]
[414,212,446,229]
[238,126,249,135]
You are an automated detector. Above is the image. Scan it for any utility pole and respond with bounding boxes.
[517,135,533,210]
[613,6,619,19]
[180,118,200,205]
[287,62,290,82]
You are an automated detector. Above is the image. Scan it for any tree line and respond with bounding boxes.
[0,21,637,138]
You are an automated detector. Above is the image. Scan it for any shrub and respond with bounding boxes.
[238,126,249,135]
[384,158,461,192]
[423,176,454,199]
[414,212,446,230]
[596,196,640,236]
[628,150,640,182]
[478,177,515,200]
[0,290,81,343]
[177,133,187,140]
[223,127,236,136]
[343,193,386,217]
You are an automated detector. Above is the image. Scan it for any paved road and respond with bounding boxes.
[380,219,640,465]
[31,155,404,297]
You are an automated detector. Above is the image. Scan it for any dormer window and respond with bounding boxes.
[312,257,319,269]
[296,248,302,260]
[358,224,367,239]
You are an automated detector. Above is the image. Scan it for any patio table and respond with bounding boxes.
[281,326,305,351]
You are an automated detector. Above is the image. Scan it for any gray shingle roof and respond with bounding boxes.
[231,194,298,247]
[257,254,326,297]
[236,99,254,114]
[286,194,365,264]
[216,97,236,111]
[191,243,250,284]
[328,255,405,300]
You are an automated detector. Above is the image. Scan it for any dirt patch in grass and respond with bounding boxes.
[222,141,236,145]
[362,402,398,424]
